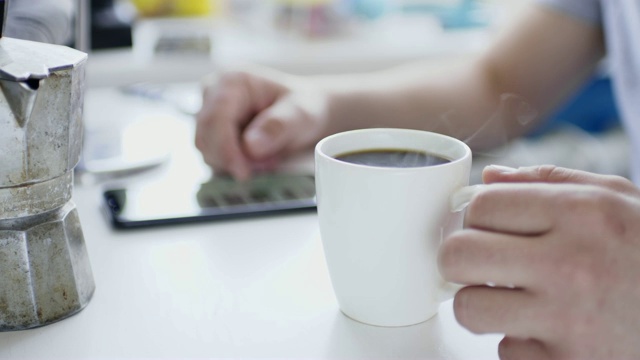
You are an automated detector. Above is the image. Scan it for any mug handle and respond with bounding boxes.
[439,184,489,301]
[450,184,488,213]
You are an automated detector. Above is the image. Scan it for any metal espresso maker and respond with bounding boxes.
[0,0,95,330]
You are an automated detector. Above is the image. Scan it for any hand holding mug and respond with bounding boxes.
[439,165,640,359]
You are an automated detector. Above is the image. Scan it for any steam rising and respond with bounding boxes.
[434,93,539,158]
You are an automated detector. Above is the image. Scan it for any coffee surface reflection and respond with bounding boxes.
[335,149,451,168]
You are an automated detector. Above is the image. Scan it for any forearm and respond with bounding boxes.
[313,4,604,151]
[315,57,511,150]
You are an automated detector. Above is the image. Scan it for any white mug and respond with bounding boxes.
[315,128,473,327]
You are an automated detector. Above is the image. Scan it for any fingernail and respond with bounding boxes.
[488,164,517,173]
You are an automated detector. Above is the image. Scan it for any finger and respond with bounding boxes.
[215,121,252,181]
[196,89,253,180]
[242,105,290,160]
[242,96,307,160]
[454,286,544,339]
[439,229,542,286]
[196,114,251,180]
[464,183,555,235]
[483,164,635,194]
[498,337,550,360]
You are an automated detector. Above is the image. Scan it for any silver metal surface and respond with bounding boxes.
[0,0,94,331]
[0,58,86,188]
[0,172,73,219]
[0,203,95,331]
[74,0,91,52]
[0,37,87,81]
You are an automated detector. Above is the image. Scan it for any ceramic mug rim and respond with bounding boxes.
[315,128,472,172]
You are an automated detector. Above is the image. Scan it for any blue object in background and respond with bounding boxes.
[345,0,393,19]
[529,76,620,137]
[401,0,488,29]
[342,0,488,27]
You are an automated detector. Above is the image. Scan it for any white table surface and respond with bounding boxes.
[0,86,502,359]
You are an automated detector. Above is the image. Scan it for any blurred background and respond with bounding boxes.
[84,0,507,83]
[78,0,629,184]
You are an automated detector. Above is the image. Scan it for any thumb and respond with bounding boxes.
[242,98,299,161]
[483,164,635,194]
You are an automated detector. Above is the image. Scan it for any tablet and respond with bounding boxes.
[102,174,316,229]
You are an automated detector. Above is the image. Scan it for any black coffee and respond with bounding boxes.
[335,149,451,168]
